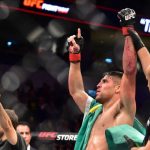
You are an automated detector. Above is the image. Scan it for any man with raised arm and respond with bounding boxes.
[128,29,150,90]
[67,8,145,150]
[0,97,27,150]
[125,15,150,150]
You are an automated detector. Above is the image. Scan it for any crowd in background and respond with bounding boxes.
[15,73,83,149]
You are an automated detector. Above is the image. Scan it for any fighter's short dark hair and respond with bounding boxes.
[103,71,123,79]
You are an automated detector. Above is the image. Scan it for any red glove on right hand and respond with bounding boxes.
[117,8,136,35]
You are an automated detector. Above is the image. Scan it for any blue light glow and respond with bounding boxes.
[105,58,112,63]
[7,41,13,47]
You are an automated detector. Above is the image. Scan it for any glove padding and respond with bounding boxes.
[118,8,136,35]
[67,36,84,54]
[128,29,145,52]
[117,8,136,27]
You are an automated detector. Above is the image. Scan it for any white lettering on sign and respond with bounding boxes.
[42,3,70,14]
[140,18,150,33]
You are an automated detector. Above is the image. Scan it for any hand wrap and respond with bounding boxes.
[67,36,84,63]
[128,29,145,52]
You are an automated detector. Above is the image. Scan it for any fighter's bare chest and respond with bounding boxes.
[92,107,120,131]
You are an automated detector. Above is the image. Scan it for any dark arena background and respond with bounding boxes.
[0,0,150,149]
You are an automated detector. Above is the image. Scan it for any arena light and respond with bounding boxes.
[105,58,112,63]
[88,90,96,98]
[7,41,13,47]
[0,1,10,19]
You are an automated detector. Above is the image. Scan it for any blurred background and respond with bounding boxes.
[0,0,150,149]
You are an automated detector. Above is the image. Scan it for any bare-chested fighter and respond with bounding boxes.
[126,17,150,150]
[67,8,138,150]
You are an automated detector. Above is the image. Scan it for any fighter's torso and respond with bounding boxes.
[86,100,134,150]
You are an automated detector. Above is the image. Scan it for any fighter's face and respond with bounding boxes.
[16,125,31,145]
[96,75,117,103]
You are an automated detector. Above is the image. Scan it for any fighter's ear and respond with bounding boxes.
[115,85,120,93]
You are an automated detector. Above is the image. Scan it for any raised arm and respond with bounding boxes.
[68,28,89,112]
[0,102,17,145]
[121,35,137,114]
[117,8,137,116]
[128,29,150,86]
